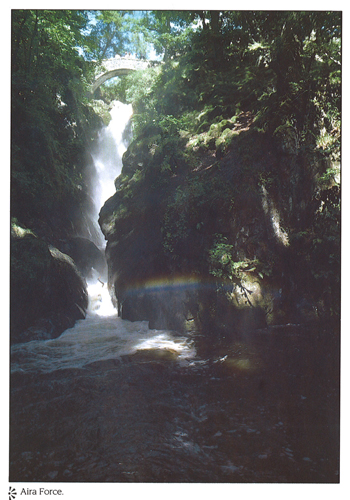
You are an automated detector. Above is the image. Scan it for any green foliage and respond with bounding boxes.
[123,11,341,328]
[82,10,129,60]
[208,235,260,286]
[136,11,197,60]
[11,10,104,233]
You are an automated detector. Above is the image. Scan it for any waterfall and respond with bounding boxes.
[10,100,196,373]
[85,101,133,315]
[91,101,133,250]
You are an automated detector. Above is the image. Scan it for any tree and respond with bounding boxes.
[82,10,129,60]
[12,10,88,76]
[137,11,197,60]
[11,10,101,235]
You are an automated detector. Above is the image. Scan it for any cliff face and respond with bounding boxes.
[99,114,335,337]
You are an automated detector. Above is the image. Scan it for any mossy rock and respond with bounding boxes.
[196,120,211,134]
[219,119,235,131]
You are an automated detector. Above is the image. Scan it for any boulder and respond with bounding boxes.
[11,231,88,344]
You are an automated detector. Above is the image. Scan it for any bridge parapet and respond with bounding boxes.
[99,56,149,74]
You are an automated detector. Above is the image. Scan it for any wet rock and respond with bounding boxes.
[57,236,106,279]
[11,232,88,344]
[131,348,179,362]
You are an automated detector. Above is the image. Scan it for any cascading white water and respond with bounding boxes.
[11,101,196,373]
[86,100,133,313]
[91,101,133,242]
[10,316,195,374]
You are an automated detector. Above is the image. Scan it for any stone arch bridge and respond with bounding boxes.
[91,56,151,93]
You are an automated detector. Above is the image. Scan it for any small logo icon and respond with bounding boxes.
[9,487,17,500]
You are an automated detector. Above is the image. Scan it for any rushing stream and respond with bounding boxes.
[11,275,196,375]
[10,102,339,483]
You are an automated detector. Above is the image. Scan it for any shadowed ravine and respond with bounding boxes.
[10,96,340,483]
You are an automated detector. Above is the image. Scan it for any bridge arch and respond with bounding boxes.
[91,57,151,94]
[91,68,136,93]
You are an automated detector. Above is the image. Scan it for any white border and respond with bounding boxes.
[2,3,348,500]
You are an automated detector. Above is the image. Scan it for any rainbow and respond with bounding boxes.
[120,274,232,295]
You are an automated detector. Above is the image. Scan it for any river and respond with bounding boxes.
[10,102,339,483]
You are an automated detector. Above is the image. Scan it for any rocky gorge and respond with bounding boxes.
[10,10,341,484]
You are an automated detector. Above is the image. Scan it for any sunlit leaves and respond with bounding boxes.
[84,10,129,60]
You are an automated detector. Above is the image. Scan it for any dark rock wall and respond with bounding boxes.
[11,231,88,344]
[99,126,323,337]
